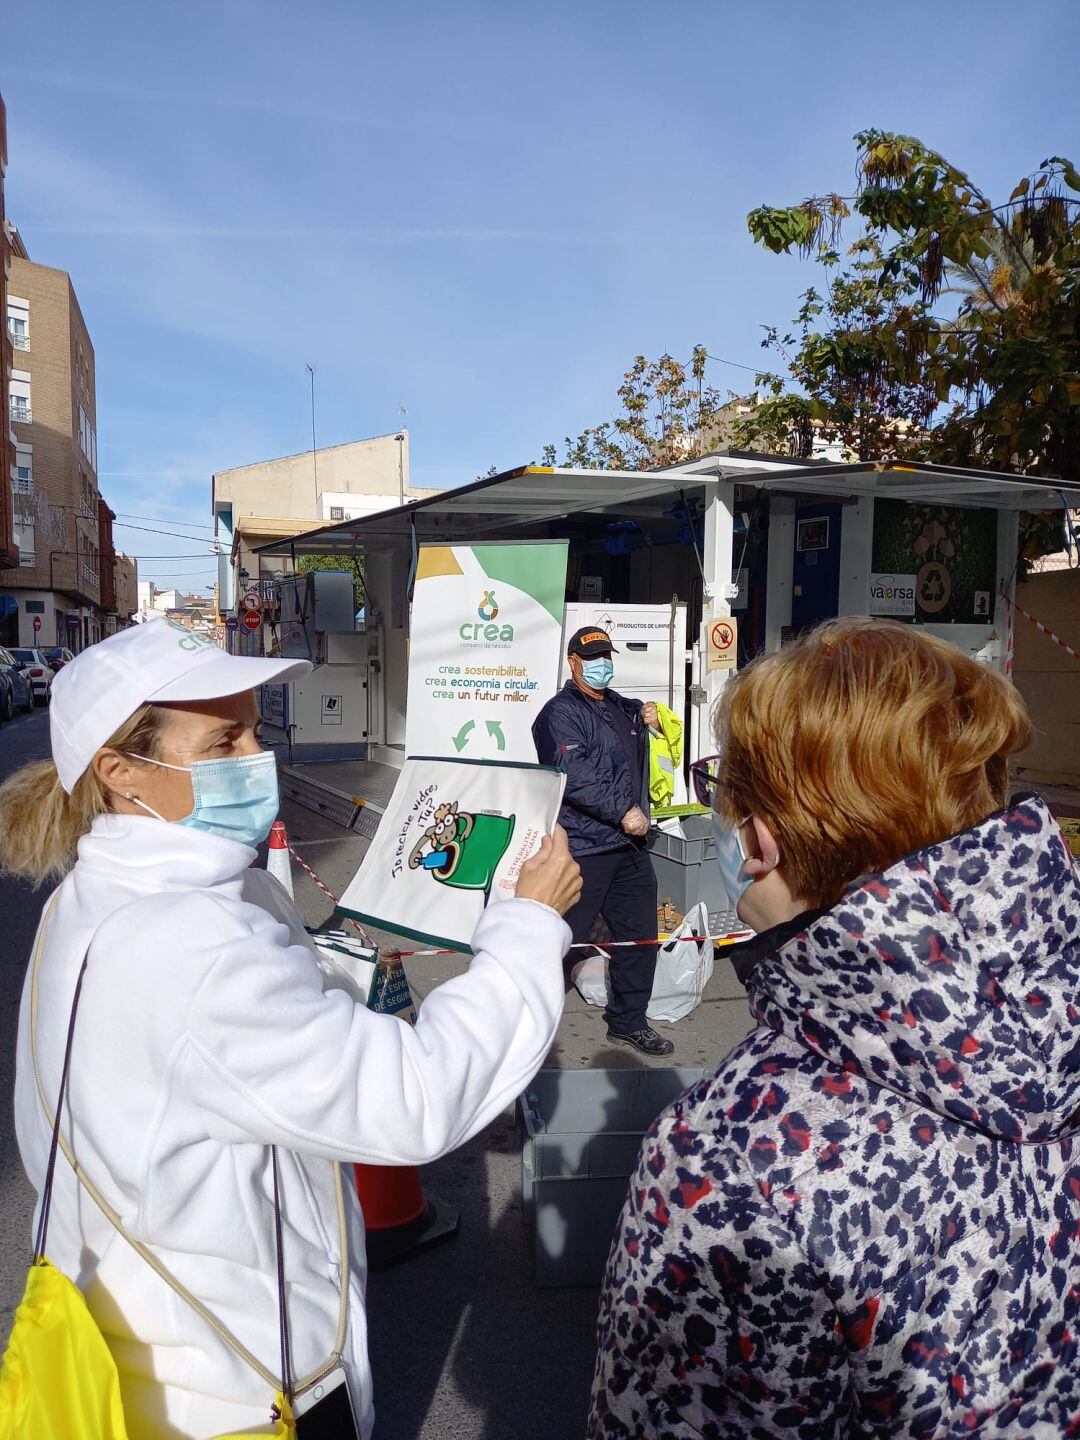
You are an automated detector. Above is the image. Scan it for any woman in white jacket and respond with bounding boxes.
[0,619,581,1439]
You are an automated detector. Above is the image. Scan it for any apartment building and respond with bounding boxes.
[0,93,19,579]
[114,549,137,628]
[0,232,107,649]
[212,432,436,615]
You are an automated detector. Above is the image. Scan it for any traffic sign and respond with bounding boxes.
[32,616,41,633]
[241,608,262,632]
[240,591,261,613]
[706,614,737,672]
[225,616,239,631]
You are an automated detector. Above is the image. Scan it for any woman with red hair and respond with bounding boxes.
[589,617,1080,1438]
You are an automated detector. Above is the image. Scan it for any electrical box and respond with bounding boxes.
[278,572,356,662]
[290,665,368,743]
[267,571,370,745]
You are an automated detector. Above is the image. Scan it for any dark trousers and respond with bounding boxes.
[564,847,658,1034]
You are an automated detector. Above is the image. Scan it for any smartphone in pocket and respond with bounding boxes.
[294,1367,361,1440]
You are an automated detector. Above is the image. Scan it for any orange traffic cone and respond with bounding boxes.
[267,820,294,898]
[354,1163,459,1269]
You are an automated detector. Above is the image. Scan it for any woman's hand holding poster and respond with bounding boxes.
[337,757,566,951]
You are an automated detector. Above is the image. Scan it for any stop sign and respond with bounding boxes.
[33,615,41,633]
[241,608,262,632]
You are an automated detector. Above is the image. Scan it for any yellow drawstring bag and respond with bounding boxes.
[0,1257,295,1438]
[0,904,346,1438]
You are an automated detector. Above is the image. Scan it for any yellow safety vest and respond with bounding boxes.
[648,703,684,806]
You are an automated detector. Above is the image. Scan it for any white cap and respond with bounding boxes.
[50,620,313,792]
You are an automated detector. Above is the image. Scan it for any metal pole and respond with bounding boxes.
[398,405,407,507]
[306,365,318,511]
[668,593,677,708]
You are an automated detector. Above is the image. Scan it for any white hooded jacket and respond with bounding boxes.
[14,813,570,1438]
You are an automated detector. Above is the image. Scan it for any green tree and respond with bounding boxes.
[296,552,364,613]
[738,130,1080,494]
[545,347,728,470]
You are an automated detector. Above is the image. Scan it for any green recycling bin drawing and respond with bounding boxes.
[408,802,516,902]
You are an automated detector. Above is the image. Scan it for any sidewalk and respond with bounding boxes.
[275,795,754,1440]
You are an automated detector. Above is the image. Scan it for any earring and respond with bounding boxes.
[125,791,133,799]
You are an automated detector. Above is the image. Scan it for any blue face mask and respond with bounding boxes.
[128,751,280,847]
[581,657,614,689]
[711,809,754,909]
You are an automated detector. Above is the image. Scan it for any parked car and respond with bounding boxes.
[45,646,75,672]
[0,645,35,720]
[9,647,54,703]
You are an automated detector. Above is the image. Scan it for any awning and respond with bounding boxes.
[701,458,1080,511]
[254,464,718,557]
[255,458,1080,559]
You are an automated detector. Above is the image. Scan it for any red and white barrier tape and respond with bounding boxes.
[380,932,751,959]
[285,844,748,957]
[1001,590,1080,667]
[287,843,375,943]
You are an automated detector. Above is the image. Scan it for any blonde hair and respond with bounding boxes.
[715,617,1033,909]
[0,704,172,887]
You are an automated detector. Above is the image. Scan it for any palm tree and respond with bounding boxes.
[945,229,1037,313]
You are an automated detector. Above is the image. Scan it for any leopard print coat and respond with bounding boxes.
[589,796,1080,1438]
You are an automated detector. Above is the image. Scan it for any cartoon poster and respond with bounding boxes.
[336,756,567,951]
[405,541,569,763]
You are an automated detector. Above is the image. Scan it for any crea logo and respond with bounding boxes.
[165,618,215,653]
[461,589,514,642]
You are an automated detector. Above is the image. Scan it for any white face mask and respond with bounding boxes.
[125,751,279,847]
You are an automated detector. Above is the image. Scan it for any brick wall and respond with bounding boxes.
[1013,570,1080,788]
[5,257,100,607]
[98,496,117,612]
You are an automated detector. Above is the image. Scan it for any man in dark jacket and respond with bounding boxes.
[532,626,674,1058]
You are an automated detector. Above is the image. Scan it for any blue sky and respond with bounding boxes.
[5,0,1079,593]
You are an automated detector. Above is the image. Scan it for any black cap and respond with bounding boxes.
[567,625,619,658]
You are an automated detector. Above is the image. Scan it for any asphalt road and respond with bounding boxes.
[0,712,755,1437]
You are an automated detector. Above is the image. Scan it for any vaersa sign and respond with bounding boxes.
[868,573,916,617]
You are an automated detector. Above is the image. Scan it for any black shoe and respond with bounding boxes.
[605,1026,675,1058]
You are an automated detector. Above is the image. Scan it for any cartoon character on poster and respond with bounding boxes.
[408,801,516,902]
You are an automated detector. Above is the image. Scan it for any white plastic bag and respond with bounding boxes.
[570,901,713,1023]
[571,949,611,1007]
[647,902,712,1022]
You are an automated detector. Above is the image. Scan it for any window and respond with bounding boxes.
[13,466,32,495]
[77,405,97,471]
[10,371,30,425]
[7,297,29,351]
[330,506,344,521]
[14,520,35,568]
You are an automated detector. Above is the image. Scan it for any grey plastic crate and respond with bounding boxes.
[649,813,730,916]
[520,1067,703,1287]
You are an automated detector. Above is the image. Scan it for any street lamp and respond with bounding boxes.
[394,432,405,507]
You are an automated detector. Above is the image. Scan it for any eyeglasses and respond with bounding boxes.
[690,754,723,809]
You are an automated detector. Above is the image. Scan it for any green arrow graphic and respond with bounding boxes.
[486,720,506,752]
[452,720,476,752]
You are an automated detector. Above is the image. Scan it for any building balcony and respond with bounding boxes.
[9,401,30,425]
[10,332,29,352]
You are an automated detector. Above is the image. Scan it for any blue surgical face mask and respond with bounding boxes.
[581,657,614,689]
[126,750,280,847]
[711,809,754,910]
